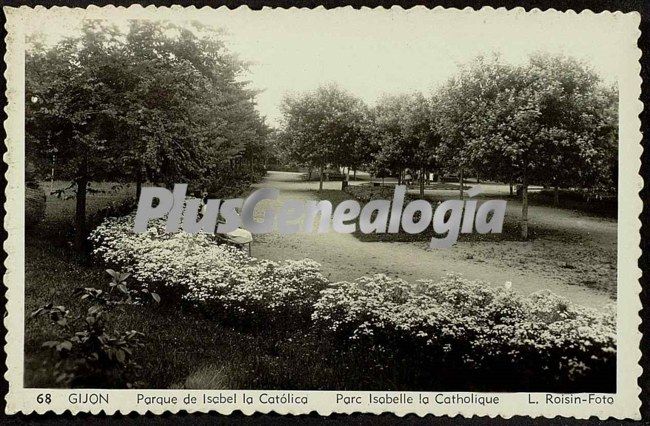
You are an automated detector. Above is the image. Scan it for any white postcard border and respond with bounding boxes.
[3,5,643,418]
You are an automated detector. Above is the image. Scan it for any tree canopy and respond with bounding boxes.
[276,53,617,239]
[433,53,617,237]
[279,84,367,190]
[26,19,269,251]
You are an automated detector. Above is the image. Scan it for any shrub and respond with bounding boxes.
[312,274,616,391]
[87,195,138,231]
[90,214,615,390]
[89,215,329,324]
[30,270,148,388]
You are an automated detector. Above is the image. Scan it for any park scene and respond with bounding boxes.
[24,10,618,392]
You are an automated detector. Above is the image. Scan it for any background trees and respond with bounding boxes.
[27,16,618,250]
[26,19,268,252]
[370,93,438,195]
[433,54,617,238]
[276,52,616,241]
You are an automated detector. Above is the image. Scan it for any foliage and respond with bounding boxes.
[89,215,329,324]
[26,20,269,251]
[26,187,46,229]
[433,53,618,236]
[312,274,616,390]
[279,84,368,187]
[369,93,438,182]
[30,270,149,387]
[89,211,616,390]
[343,184,415,204]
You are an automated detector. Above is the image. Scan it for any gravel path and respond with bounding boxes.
[251,171,616,309]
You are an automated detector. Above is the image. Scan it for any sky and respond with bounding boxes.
[24,7,635,126]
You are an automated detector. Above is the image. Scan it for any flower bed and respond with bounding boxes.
[344,184,413,203]
[90,215,616,390]
[312,274,616,390]
[89,215,328,324]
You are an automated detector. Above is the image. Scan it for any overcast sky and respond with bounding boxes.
[25,7,634,126]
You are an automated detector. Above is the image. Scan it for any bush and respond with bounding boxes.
[89,214,616,390]
[529,188,616,217]
[89,215,328,325]
[87,195,138,231]
[312,274,616,391]
[30,270,148,388]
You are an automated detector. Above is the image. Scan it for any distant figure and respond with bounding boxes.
[404,170,413,187]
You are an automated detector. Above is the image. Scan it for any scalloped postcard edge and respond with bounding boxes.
[2,4,643,418]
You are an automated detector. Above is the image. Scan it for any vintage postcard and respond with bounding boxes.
[3,5,643,418]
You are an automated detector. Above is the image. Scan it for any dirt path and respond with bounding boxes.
[251,171,615,309]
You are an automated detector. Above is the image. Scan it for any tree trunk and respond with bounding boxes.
[521,171,529,239]
[397,169,402,186]
[308,168,312,181]
[419,166,425,197]
[319,164,324,193]
[50,154,56,195]
[509,178,513,197]
[74,176,88,254]
[459,168,464,198]
[353,168,357,180]
[135,169,142,200]
[553,185,559,207]
[476,171,480,184]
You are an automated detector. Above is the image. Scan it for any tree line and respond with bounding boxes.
[276,53,618,238]
[26,20,270,252]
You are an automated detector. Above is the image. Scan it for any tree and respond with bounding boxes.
[27,21,132,252]
[343,104,375,181]
[370,93,438,194]
[279,84,366,192]
[434,54,516,198]
[119,20,268,194]
[402,93,439,196]
[26,19,268,253]
[435,53,618,238]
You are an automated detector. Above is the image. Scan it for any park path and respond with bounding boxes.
[251,171,616,309]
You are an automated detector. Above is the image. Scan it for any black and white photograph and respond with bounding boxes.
[3,5,643,418]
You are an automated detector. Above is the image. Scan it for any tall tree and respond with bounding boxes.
[402,93,439,196]
[371,93,437,192]
[27,20,131,252]
[279,84,366,192]
[435,54,516,198]
[435,53,618,238]
[26,19,268,252]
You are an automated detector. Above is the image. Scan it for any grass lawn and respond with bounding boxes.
[314,188,617,297]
